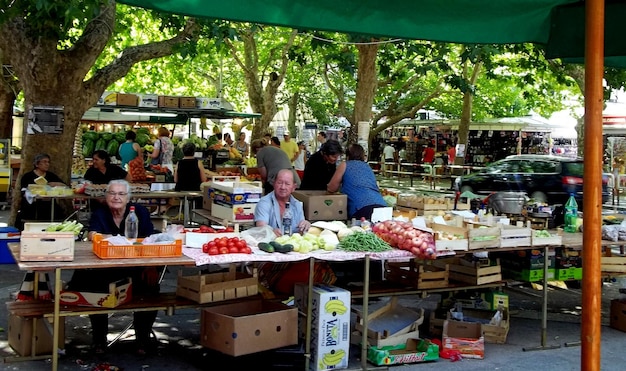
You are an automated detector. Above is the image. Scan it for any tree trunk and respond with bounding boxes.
[348,43,379,145]
[455,61,482,166]
[287,92,299,136]
[0,88,16,140]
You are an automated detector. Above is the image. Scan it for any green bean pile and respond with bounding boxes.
[338,232,391,252]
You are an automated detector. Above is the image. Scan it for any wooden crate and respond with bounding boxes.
[385,259,449,289]
[467,223,501,250]
[531,232,562,246]
[176,265,258,304]
[431,223,469,251]
[499,225,532,248]
[601,256,626,274]
[433,257,502,285]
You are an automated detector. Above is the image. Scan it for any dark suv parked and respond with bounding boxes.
[454,154,609,207]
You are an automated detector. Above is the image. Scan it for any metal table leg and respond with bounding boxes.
[522,245,561,352]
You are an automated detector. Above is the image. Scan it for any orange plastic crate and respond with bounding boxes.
[92,233,182,259]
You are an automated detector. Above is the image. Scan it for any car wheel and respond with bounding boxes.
[530,191,547,203]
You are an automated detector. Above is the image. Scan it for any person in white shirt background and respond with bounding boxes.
[293,141,307,180]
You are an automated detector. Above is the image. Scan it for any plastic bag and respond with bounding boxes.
[142,233,176,244]
[240,225,276,247]
[602,225,619,242]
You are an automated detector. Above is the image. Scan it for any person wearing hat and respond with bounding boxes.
[280,132,299,164]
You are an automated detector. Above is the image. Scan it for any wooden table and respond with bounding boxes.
[8,242,196,370]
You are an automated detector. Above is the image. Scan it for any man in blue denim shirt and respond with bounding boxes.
[254,169,311,236]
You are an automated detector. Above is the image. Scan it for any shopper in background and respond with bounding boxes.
[280,132,299,164]
[300,139,343,190]
[270,136,281,147]
[254,168,310,236]
[119,131,143,170]
[234,132,249,158]
[327,144,387,220]
[316,131,327,151]
[223,133,234,148]
[422,142,436,164]
[252,139,300,194]
[17,153,66,229]
[149,127,174,172]
[294,141,307,180]
[447,144,456,166]
[174,142,207,191]
[84,150,131,185]
[263,133,272,145]
[382,142,397,176]
[68,180,159,356]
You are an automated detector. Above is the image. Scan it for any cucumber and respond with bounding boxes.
[275,244,294,253]
[269,241,282,250]
[258,242,274,253]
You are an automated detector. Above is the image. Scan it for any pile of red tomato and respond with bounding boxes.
[202,236,251,255]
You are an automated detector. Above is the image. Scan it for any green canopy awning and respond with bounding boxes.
[119,0,626,67]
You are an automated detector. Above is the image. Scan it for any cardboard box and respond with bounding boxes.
[179,96,196,108]
[292,191,347,221]
[158,95,180,108]
[200,299,297,356]
[185,232,238,248]
[209,180,262,205]
[449,308,510,344]
[610,299,626,332]
[176,267,258,304]
[556,267,583,280]
[294,284,351,370]
[353,297,423,348]
[201,182,212,211]
[442,320,484,359]
[367,339,439,366]
[138,93,158,108]
[20,230,75,262]
[481,291,509,310]
[8,314,65,356]
[503,268,555,282]
[211,202,256,221]
[196,97,223,110]
[98,91,138,106]
[60,278,132,308]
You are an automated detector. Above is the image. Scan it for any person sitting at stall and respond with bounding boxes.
[223,133,234,149]
[300,139,343,190]
[254,168,310,236]
[84,149,131,184]
[67,179,160,356]
[119,130,143,170]
[327,144,387,220]
[16,153,66,229]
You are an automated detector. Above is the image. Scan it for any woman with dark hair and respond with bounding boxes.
[84,149,130,184]
[327,144,387,220]
[17,153,66,228]
[174,142,207,191]
[300,139,344,190]
[118,130,143,169]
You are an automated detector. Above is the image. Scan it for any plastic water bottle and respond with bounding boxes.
[282,202,292,236]
[564,194,578,233]
[125,206,139,242]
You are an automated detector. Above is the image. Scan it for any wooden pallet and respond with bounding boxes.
[385,260,449,289]
[433,257,502,285]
